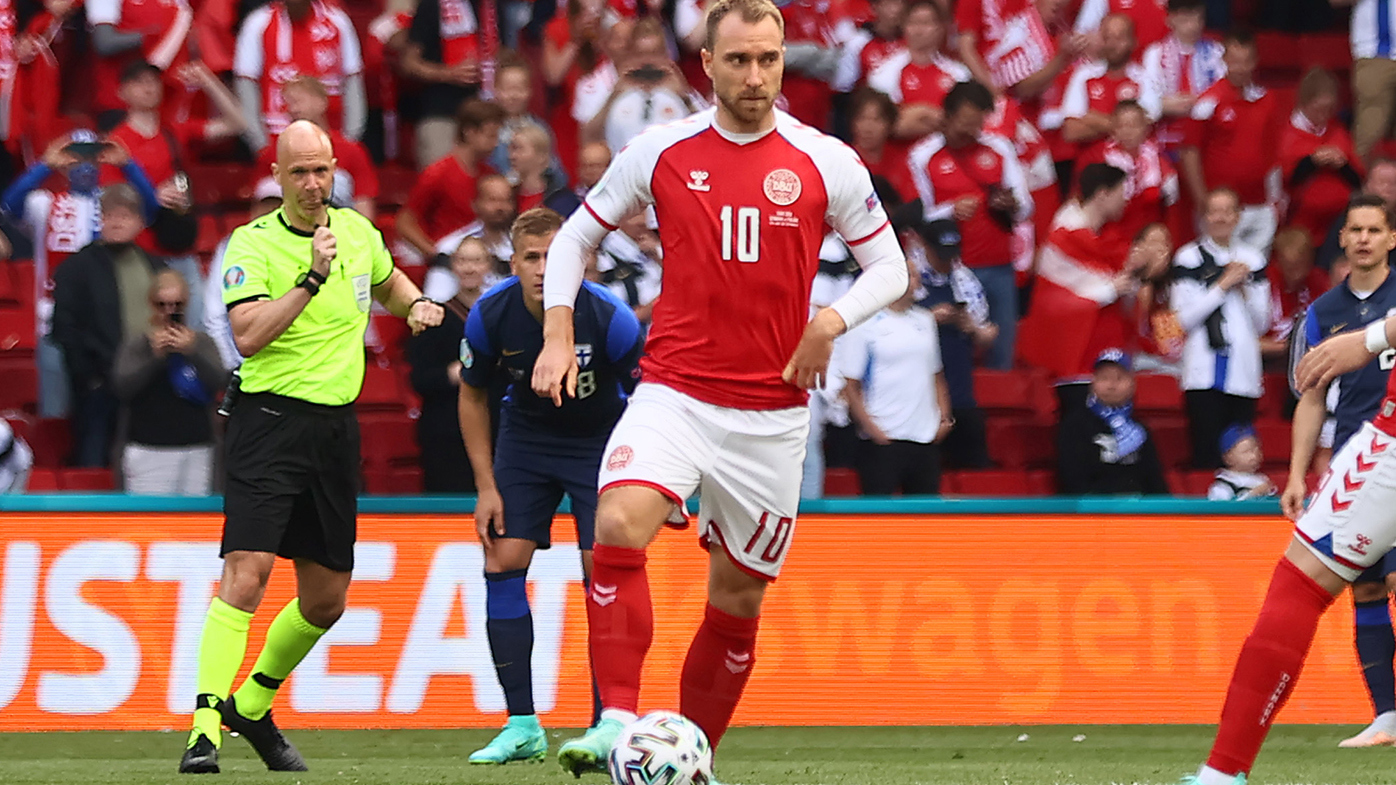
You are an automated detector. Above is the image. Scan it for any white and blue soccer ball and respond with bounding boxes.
[608,711,715,785]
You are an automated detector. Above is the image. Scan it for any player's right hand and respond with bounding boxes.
[312,225,336,277]
[532,337,579,407]
[474,486,506,549]
[1281,477,1307,521]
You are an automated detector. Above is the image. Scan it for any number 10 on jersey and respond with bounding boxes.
[720,205,760,263]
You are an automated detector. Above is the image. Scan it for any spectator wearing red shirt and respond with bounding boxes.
[542,0,606,179]
[909,80,1034,369]
[1181,31,1283,254]
[1077,100,1179,258]
[251,76,378,219]
[956,0,1086,102]
[778,0,854,130]
[111,60,247,192]
[1020,163,1136,410]
[867,0,967,140]
[984,93,1059,280]
[1281,68,1364,247]
[401,0,484,169]
[234,0,365,151]
[832,0,906,94]
[1261,226,1328,368]
[1062,14,1158,150]
[1074,0,1169,54]
[396,99,504,259]
[87,0,193,122]
[849,87,915,201]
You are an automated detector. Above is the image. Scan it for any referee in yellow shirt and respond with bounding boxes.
[179,121,444,774]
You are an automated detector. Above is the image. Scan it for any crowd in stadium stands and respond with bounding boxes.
[0,0,1382,500]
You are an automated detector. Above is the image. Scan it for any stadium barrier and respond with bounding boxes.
[0,495,1374,730]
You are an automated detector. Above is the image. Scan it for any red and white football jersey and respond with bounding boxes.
[907,133,1033,269]
[1060,60,1159,121]
[955,0,1056,90]
[1077,136,1177,253]
[831,28,906,92]
[87,0,194,114]
[866,52,970,107]
[234,0,364,137]
[984,96,1056,193]
[580,108,892,410]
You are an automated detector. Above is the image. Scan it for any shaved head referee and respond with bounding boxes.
[179,121,445,774]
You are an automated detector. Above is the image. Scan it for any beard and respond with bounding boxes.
[718,89,776,126]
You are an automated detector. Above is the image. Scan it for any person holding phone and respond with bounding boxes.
[578,17,704,152]
[111,268,227,495]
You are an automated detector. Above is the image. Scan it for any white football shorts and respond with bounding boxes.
[597,382,810,580]
[1296,422,1396,581]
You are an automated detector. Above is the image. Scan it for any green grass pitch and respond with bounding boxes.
[3,726,1396,785]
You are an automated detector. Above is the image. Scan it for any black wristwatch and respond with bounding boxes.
[296,268,327,296]
[411,295,440,309]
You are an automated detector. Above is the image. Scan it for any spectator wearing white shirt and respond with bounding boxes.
[594,209,662,325]
[832,0,907,95]
[576,18,703,153]
[1141,0,1225,152]
[1171,187,1272,468]
[840,254,955,495]
[423,173,516,301]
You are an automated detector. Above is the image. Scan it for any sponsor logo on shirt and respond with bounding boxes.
[223,266,245,290]
[763,169,802,206]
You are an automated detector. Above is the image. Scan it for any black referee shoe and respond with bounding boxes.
[219,695,308,772]
[179,734,220,774]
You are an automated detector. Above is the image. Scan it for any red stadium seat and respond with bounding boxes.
[1166,470,1186,495]
[195,214,223,254]
[30,418,70,467]
[1299,33,1354,73]
[1146,418,1192,470]
[1257,374,1292,419]
[1025,469,1055,495]
[368,312,410,364]
[984,417,1055,469]
[974,369,1052,420]
[0,307,35,351]
[359,414,417,468]
[823,467,861,496]
[358,361,406,411]
[0,362,36,411]
[60,468,114,491]
[362,467,392,495]
[1184,470,1216,497]
[1254,419,1292,469]
[25,468,58,491]
[1255,31,1301,74]
[387,466,424,494]
[1133,373,1182,417]
[951,469,1034,496]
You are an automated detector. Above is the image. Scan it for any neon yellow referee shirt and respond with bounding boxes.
[220,207,395,406]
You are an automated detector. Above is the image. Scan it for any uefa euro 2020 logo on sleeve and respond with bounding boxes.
[223,266,245,291]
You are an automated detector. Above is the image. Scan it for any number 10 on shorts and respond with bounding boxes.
[744,512,793,564]
[720,205,760,263]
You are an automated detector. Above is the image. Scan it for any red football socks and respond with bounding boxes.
[587,544,653,714]
[1206,558,1336,776]
[680,603,760,748]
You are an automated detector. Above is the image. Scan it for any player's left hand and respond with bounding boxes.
[407,299,445,335]
[783,309,845,390]
[474,486,506,549]
[1295,328,1374,393]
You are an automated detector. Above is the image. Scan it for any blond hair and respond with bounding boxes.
[705,0,784,51]
[510,207,564,249]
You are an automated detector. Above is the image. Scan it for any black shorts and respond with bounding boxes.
[493,430,603,550]
[222,393,359,572]
[1357,550,1396,584]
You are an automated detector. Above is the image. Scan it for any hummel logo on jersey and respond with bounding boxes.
[687,170,711,191]
[724,650,751,674]
[592,584,618,606]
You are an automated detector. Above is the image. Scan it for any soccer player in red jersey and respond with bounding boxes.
[1180,196,1396,785]
[531,0,909,775]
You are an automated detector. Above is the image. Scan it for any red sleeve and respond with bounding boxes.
[955,0,983,37]
[1308,267,1331,298]
[343,141,379,199]
[1076,140,1107,167]
[1181,111,1206,150]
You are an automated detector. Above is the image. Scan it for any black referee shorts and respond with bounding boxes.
[222,393,359,572]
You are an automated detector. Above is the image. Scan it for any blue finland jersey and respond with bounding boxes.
[461,278,644,441]
[1301,272,1396,451]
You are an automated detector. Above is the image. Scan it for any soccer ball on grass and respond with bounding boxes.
[608,711,715,785]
